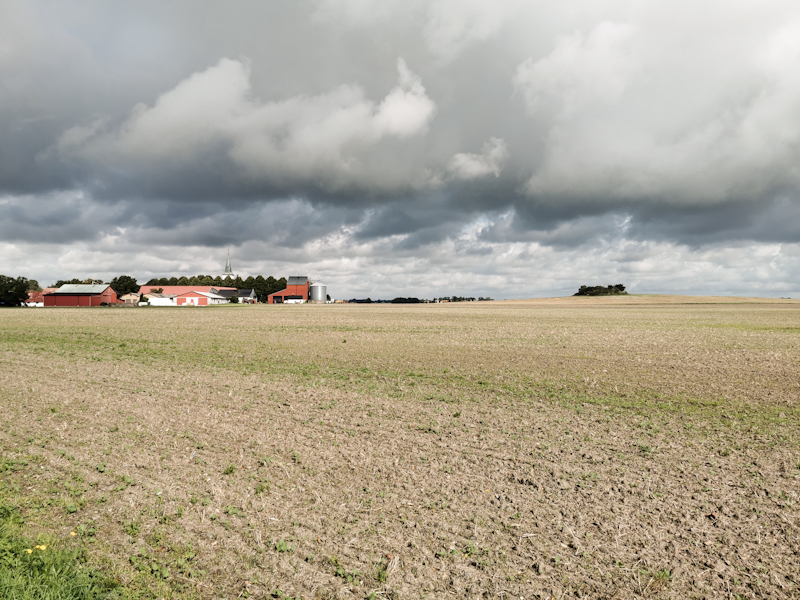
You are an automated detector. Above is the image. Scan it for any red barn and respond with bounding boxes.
[267,276,310,304]
[43,284,121,307]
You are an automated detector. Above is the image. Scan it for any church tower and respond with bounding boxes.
[223,251,234,278]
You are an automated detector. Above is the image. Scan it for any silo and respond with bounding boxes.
[309,282,327,304]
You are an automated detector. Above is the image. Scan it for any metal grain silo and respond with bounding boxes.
[309,282,327,304]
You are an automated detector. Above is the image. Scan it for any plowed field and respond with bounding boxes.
[1,297,799,599]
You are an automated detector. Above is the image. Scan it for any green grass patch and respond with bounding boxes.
[0,500,118,599]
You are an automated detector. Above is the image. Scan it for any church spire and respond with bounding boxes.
[223,250,234,277]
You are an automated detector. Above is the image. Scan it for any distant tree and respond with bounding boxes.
[53,278,106,286]
[391,297,421,303]
[145,278,159,286]
[574,284,626,296]
[229,295,239,303]
[27,279,42,291]
[0,275,30,307]
[244,276,255,288]
[213,276,223,286]
[53,279,81,287]
[167,277,178,286]
[176,276,189,285]
[150,288,164,294]
[109,275,140,296]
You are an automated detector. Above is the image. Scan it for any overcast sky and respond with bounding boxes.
[2,1,800,299]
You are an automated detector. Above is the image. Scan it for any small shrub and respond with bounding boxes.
[123,521,140,537]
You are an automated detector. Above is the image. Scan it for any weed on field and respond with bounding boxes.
[1,298,799,598]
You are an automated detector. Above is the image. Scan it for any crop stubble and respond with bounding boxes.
[0,297,799,599]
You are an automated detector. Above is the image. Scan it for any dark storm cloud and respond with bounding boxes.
[2,1,800,297]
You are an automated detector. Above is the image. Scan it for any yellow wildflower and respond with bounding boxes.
[39,545,47,550]
[26,549,32,554]
[70,531,76,536]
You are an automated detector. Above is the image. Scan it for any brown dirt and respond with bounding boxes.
[1,299,799,599]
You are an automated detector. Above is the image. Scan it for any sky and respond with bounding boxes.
[2,1,800,299]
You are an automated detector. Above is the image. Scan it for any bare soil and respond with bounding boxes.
[1,297,799,599]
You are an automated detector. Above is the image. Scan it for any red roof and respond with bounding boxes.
[27,291,44,303]
[138,286,236,295]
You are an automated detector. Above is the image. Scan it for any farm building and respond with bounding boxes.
[26,287,58,307]
[145,293,177,306]
[43,284,121,307]
[175,290,227,306]
[216,288,257,303]
[120,293,141,305]
[138,285,236,296]
[214,289,237,301]
[267,276,310,304]
[25,290,44,307]
[238,289,257,303]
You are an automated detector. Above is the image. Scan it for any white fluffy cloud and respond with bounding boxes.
[423,0,522,63]
[315,0,521,63]
[447,137,508,179]
[514,21,639,115]
[515,14,800,204]
[56,57,436,193]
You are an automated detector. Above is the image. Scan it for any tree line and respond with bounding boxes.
[143,275,287,302]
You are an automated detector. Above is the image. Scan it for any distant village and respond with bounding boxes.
[6,254,494,308]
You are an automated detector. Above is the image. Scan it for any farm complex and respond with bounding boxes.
[26,277,327,308]
[1,296,799,599]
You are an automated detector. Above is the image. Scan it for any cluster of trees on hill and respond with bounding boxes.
[574,284,627,296]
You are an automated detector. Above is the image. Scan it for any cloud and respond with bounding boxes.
[423,0,521,64]
[2,1,800,298]
[315,0,520,63]
[55,57,436,195]
[447,137,508,179]
[514,14,800,205]
[514,21,639,115]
